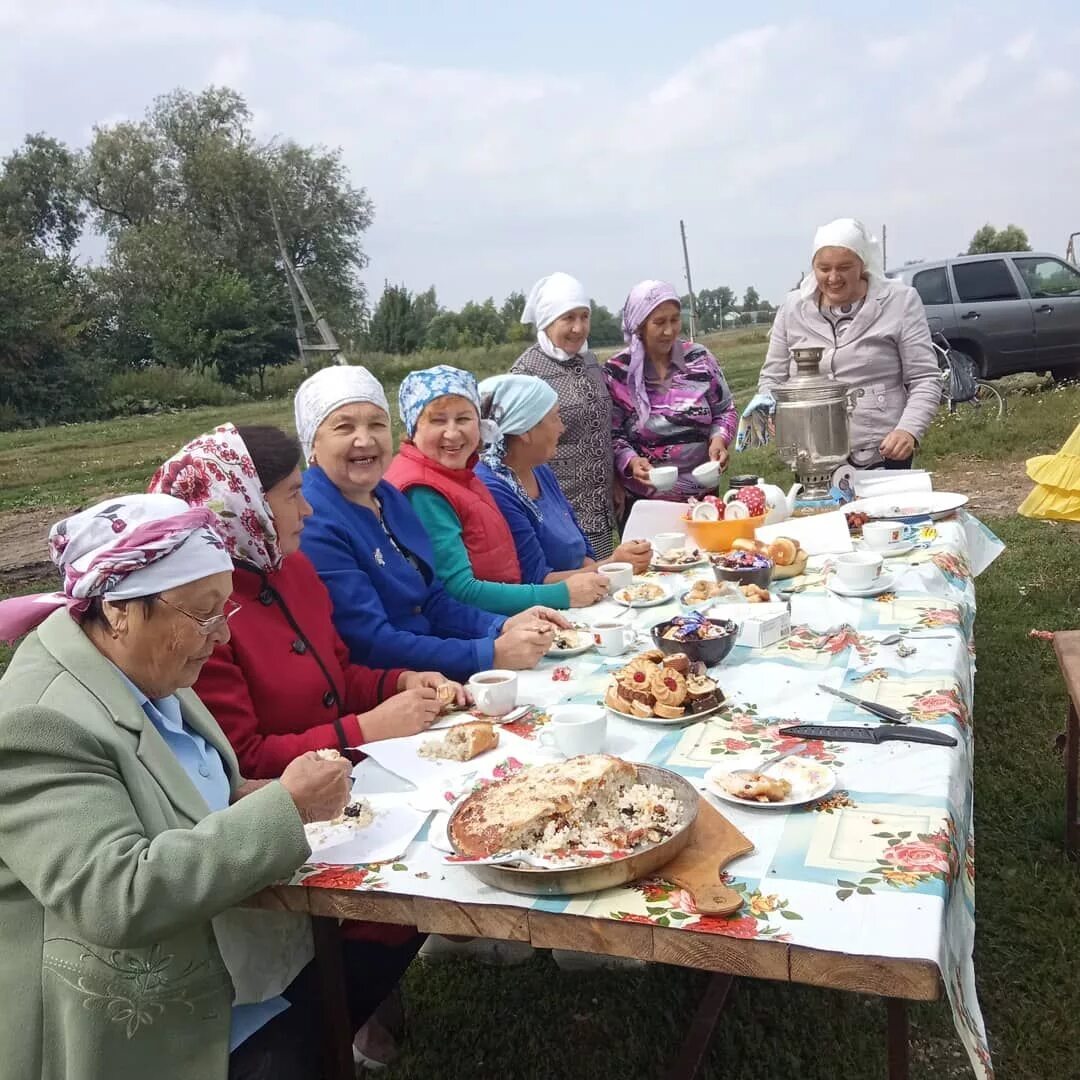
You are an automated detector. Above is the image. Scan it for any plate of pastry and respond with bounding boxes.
[704,757,835,809]
[652,547,708,571]
[602,649,725,725]
[545,626,595,658]
[612,580,672,608]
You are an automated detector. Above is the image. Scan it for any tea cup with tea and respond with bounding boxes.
[466,670,519,717]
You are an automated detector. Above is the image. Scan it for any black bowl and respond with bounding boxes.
[711,553,774,590]
[650,616,739,667]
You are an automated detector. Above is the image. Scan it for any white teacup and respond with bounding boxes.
[540,706,607,756]
[598,562,634,591]
[862,520,906,550]
[691,460,721,489]
[653,532,687,556]
[592,621,637,656]
[834,552,884,589]
[467,670,518,716]
[649,465,678,491]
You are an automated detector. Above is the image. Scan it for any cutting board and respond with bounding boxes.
[659,797,754,915]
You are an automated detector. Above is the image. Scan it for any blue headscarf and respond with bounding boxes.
[398,365,482,438]
[478,374,559,522]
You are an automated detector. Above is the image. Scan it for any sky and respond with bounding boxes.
[3,0,1079,311]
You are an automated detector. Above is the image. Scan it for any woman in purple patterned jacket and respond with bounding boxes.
[603,280,738,504]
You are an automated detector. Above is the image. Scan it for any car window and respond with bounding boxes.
[952,260,1020,303]
[1013,256,1080,298]
[912,267,951,306]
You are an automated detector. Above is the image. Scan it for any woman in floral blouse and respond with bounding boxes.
[604,280,738,504]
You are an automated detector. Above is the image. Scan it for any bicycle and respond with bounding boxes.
[931,331,1006,420]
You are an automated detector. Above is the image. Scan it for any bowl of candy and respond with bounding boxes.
[650,613,739,667]
[711,550,775,590]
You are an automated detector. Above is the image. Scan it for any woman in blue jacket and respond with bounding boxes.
[294,364,566,681]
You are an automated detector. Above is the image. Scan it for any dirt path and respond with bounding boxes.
[0,508,68,585]
[930,456,1032,518]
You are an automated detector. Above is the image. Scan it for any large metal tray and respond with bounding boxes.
[446,763,699,897]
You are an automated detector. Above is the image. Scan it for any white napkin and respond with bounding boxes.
[303,791,430,865]
[852,470,933,498]
[756,510,853,556]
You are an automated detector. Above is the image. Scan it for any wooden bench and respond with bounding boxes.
[1055,630,1080,856]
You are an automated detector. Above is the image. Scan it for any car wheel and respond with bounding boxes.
[950,348,984,379]
[1049,366,1080,384]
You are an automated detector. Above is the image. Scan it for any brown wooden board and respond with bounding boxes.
[656,796,753,915]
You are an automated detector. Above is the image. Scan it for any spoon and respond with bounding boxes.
[876,631,954,645]
[728,742,809,779]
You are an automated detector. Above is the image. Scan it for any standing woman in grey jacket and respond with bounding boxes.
[745,218,941,469]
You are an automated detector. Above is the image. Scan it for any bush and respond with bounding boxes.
[104,366,246,416]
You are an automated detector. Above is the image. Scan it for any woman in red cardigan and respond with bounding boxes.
[150,423,467,777]
[150,422,463,1069]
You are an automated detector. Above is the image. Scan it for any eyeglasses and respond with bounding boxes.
[156,597,242,636]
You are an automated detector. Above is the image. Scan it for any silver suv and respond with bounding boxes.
[888,253,1080,379]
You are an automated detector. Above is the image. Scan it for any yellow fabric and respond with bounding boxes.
[1018,422,1080,521]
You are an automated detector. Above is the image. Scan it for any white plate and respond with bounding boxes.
[858,539,915,558]
[653,557,708,572]
[545,628,594,658]
[613,580,674,608]
[705,757,836,809]
[846,491,969,523]
[605,699,725,726]
[826,571,898,597]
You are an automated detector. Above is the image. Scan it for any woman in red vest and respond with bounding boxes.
[385,365,609,615]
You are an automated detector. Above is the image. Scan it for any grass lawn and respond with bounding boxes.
[1,340,1078,1077]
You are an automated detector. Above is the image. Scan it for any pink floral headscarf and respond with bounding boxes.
[149,423,282,573]
[0,494,231,644]
[620,279,682,423]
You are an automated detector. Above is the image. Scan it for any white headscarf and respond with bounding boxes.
[521,272,591,362]
[800,218,885,300]
[293,364,390,462]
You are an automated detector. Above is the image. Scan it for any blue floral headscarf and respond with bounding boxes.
[398,365,483,438]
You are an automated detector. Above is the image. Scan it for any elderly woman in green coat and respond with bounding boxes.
[0,494,355,1080]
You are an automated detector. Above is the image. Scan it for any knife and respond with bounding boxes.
[818,683,908,724]
[779,723,958,747]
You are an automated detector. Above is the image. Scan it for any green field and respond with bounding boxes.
[1,338,1079,1078]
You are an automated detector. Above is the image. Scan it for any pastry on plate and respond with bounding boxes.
[721,772,792,803]
[418,721,498,762]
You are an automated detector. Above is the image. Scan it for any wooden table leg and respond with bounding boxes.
[1066,701,1079,858]
[886,999,910,1080]
[312,916,354,1080]
[663,973,735,1080]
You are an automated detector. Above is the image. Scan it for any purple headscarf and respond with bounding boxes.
[620,279,682,423]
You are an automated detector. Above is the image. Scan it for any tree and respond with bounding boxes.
[84,86,374,382]
[742,286,761,312]
[691,287,734,332]
[424,312,464,350]
[411,286,441,343]
[457,299,505,348]
[966,223,1031,255]
[589,302,623,346]
[0,135,85,256]
[500,290,531,344]
[366,282,423,354]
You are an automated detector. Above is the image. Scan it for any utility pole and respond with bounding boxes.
[680,219,698,340]
[881,223,888,273]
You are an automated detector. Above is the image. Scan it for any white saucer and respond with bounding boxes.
[859,540,915,558]
[704,757,836,809]
[826,571,898,598]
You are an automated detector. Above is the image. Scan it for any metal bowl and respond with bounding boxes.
[446,764,699,897]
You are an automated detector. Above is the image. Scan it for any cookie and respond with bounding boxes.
[662,652,691,676]
[630,700,654,718]
[650,667,688,707]
[653,702,686,719]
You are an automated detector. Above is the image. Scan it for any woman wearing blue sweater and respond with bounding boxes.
[475,375,651,583]
[294,365,566,681]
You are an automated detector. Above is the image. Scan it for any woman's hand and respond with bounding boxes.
[610,539,652,573]
[503,606,571,633]
[398,670,468,708]
[707,436,730,469]
[359,687,442,742]
[280,751,352,823]
[628,457,653,486]
[880,429,916,461]
[493,621,553,669]
[565,571,609,607]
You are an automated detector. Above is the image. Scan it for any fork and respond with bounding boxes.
[444,850,561,868]
[728,743,809,779]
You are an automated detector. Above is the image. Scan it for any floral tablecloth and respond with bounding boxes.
[295,512,1002,1078]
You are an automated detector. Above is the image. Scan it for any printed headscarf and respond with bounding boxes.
[149,423,282,573]
[478,374,559,521]
[521,272,591,362]
[0,494,231,644]
[620,279,682,423]
[294,364,390,462]
[398,365,489,440]
[800,218,885,300]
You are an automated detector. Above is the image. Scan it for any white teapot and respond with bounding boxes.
[722,476,802,524]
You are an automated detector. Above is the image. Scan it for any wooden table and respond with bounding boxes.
[1054,630,1080,856]
[249,883,940,1080]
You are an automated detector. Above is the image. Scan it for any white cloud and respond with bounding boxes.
[2,0,1079,309]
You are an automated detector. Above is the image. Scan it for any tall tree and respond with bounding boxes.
[366,282,422,354]
[588,302,623,346]
[690,286,734,332]
[0,135,85,256]
[457,299,505,348]
[742,286,761,312]
[501,290,531,344]
[966,223,1031,255]
[84,86,374,380]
